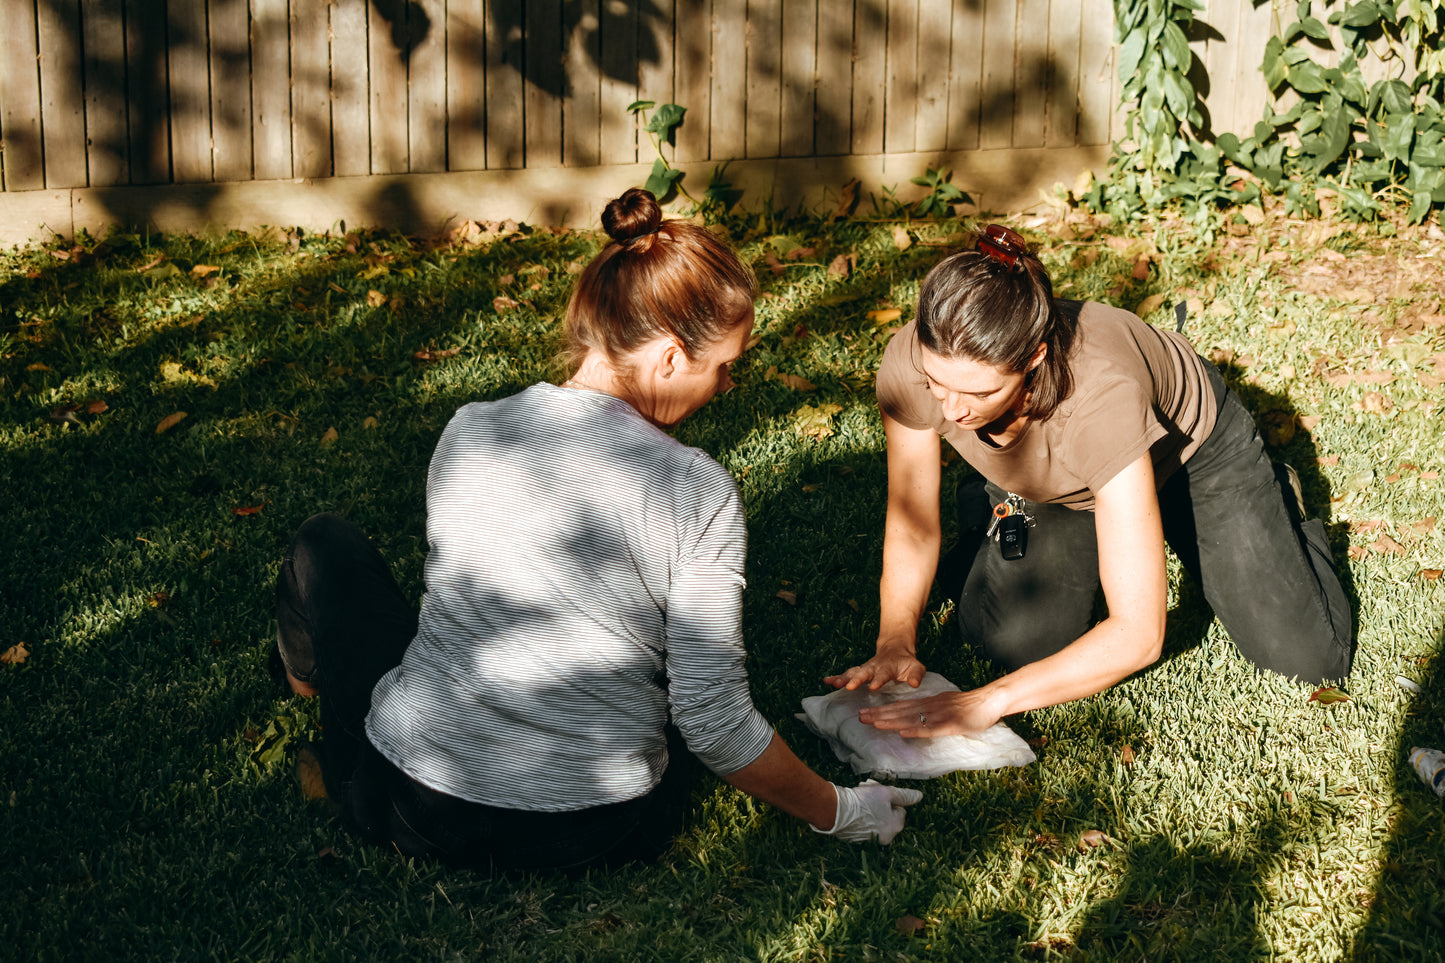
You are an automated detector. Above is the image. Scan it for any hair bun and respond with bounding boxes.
[602,188,663,247]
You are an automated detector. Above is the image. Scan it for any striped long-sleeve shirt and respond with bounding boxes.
[365,383,775,812]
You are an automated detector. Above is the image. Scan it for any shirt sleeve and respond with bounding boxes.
[875,323,942,432]
[1060,375,1169,494]
[662,454,776,776]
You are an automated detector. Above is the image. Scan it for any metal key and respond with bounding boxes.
[986,500,1013,540]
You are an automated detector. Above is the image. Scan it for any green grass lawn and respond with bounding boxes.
[2,206,1442,961]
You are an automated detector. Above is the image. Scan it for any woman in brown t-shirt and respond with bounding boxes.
[825,226,1352,738]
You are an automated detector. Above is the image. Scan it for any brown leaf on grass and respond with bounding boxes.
[366,289,387,308]
[1385,473,1401,484]
[892,226,913,251]
[48,404,82,426]
[827,253,856,277]
[1131,256,1151,280]
[232,503,267,516]
[317,846,340,860]
[1309,686,1351,705]
[1077,829,1112,852]
[795,402,843,440]
[493,295,521,311]
[867,308,903,325]
[1351,519,1384,533]
[1347,544,1367,560]
[319,427,339,446]
[774,371,816,391]
[296,746,330,801]
[155,411,188,434]
[1407,517,1437,535]
[190,264,220,278]
[894,915,927,937]
[85,400,108,415]
[1120,744,1135,766]
[26,362,53,372]
[1,643,30,665]
[1323,369,1394,386]
[1026,735,1049,749]
[1358,391,1392,414]
[363,416,380,430]
[785,246,816,261]
[763,251,786,276]
[1421,569,1442,581]
[137,253,165,271]
[1318,454,1340,466]
[775,590,798,606]
[1134,293,1166,317]
[1261,411,1296,447]
[413,347,461,363]
[1422,471,1440,480]
[833,178,860,219]
[1298,414,1322,431]
[1369,534,1407,555]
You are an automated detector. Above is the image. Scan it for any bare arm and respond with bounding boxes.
[720,733,838,828]
[860,453,1169,735]
[824,411,942,691]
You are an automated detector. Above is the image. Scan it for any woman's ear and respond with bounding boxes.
[1027,342,1048,371]
[657,339,685,379]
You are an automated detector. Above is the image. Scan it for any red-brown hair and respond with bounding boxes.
[563,189,757,371]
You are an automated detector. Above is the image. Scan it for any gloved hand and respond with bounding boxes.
[811,779,923,844]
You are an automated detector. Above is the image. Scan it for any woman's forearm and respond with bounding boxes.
[876,521,941,648]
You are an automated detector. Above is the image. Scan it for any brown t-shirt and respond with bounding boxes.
[876,301,1218,511]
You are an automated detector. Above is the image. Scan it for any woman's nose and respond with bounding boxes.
[940,394,967,421]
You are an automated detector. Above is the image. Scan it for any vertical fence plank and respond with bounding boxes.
[851,0,886,154]
[167,0,212,182]
[946,0,983,150]
[1011,0,1049,147]
[1198,0,1237,137]
[1077,0,1114,145]
[633,0,673,169]
[913,0,949,153]
[673,0,711,162]
[815,0,852,155]
[779,0,815,157]
[1044,0,1080,147]
[253,0,293,179]
[407,0,447,173]
[37,0,87,188]
[566,0,603,167]
[291,0,332,178]
[125,0,170,184]
[369,0,410,174]
[486,0,525,168]
[209,0,253,183]
[978,0,1016,150]
[710,0,746,159]
[448,0,488,171]
[884,0,916,154]
[598,0,638,164]
[81,0,128,186]
[525,0,563,167]
[0,0,44,190]
[1229,0,1274,134]
[745,0,781,158]
[329,0,368,176]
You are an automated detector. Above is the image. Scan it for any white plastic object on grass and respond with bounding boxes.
[797,672,1036,780]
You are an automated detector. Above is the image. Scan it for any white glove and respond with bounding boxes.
[811,779,923,844]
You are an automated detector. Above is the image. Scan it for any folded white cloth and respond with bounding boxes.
[797,672,1036,780]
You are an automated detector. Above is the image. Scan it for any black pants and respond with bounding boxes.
[953,365,1353,682]
[275,513,693,872]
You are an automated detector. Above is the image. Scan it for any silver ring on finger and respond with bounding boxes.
[918,712,927,725]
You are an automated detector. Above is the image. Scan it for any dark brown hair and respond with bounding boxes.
[563,188,757,370]
[915,228,1076,420]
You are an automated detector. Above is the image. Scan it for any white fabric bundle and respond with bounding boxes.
[796,672,1036,780]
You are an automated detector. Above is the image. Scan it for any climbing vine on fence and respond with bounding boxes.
[1095,0,1445,224]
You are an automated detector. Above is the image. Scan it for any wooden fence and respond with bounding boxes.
[0,0,1281,244]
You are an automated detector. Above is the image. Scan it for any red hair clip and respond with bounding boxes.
[976,224,1027,270]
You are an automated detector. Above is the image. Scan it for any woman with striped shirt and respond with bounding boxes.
[274,189,920,872]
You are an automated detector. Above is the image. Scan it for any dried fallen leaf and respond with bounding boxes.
[892,226,913,250]
[774,371,816,392]
[1370,534,1407,555]
[362,416,380,430]
[867,308,903,325]
[1077,829,1112,852]
[366,289,387,307]
[26,362,53,372]
[1421,569,1442,581]
[763,251,786,276]
[1,643,30,665]
[84,400,108,415]
[137,253,165,271]
[833,178,860,219]
[190,264,220,278]
[1119,744,1135,766]
[1309,686,1351,705]
[827,253,855,277]
[296,746,330,801]
[413,347,461,363]
[1261,410,1296,447]
[1135,293,1166,317]
[1408,517,1437,534]
[232,503,267,516]
[1359,391,1391,414]
[1318,454,1340,466]
[795,402,843,440]
[155,411,188,434]
[894,915,927,937]
[493,295,521,311]
[775,589,798,606]
[1131,256,1151,280]
[319,427,339,446]
[48,404,82,426]
[785,246,816,261]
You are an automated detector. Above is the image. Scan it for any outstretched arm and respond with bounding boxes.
[825,411,942,691]
[860,453,1169,735]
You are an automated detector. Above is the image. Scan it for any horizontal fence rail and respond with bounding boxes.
[0,0,1316,241]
